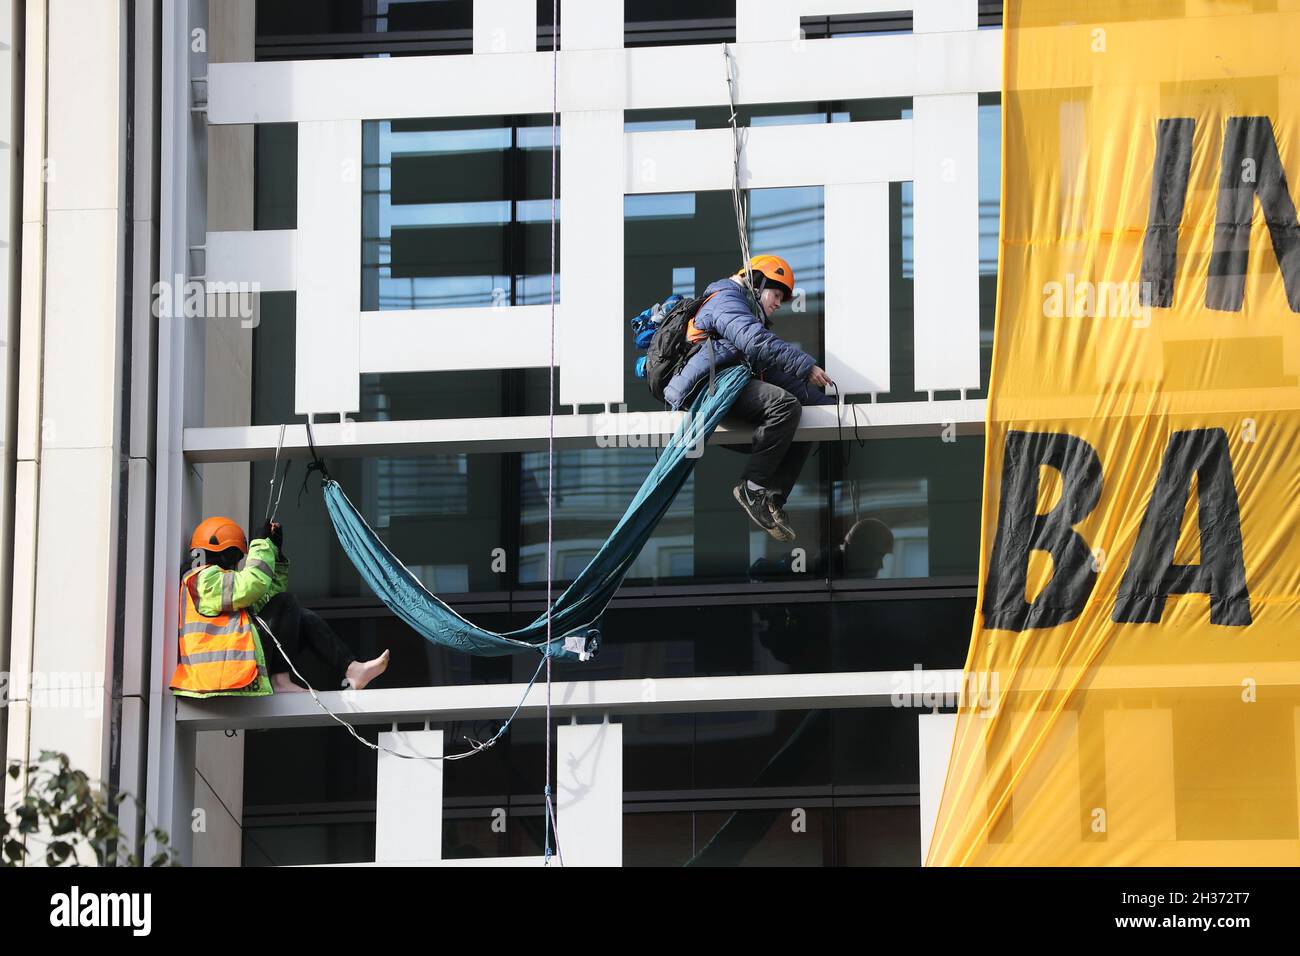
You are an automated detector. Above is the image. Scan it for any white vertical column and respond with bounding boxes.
[824,182,890,395]
[25,0,124,783]
[473,0,536,54]
[295,120,361,415]
[559,109,624,408]
[0,0,16,744]
[561,0,622,50]
[556,721,622,866]
[914,0,976,33]
[737,0,795,42]
[912,93,980,392]
[376,729,444,863]
[917,711,958,864]
[1,0,32,783]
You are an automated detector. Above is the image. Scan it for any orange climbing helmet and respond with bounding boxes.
[190,516,248,556]
[736,254,795,297]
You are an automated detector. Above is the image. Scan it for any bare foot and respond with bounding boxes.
[272,672,307,694]
[344,649,390,690]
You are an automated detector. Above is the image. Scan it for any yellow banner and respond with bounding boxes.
[929,1,1300,866]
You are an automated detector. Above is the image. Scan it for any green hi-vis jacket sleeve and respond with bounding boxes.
[252,546,290,615]
[195,538,286,617]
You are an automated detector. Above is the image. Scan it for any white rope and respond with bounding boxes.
[543,0,563,868]
[253,612,545,762]
[263,423,288,524]
[724,45,760,317]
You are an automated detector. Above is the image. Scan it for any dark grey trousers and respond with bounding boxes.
[720,378,814,503]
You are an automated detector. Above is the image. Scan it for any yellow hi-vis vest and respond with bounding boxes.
[170,567,267,695]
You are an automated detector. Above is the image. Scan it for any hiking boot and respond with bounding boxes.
[733,483,795,542]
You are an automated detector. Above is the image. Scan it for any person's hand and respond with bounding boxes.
[807,365,833,388]
[259,520,283,549]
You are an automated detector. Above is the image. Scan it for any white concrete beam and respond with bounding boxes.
[626,120,912,194]
[207,33,1002,124]
[180,400,988,462]
[359,306,556,372]
[205,230,295,291]
[176,670,962,732]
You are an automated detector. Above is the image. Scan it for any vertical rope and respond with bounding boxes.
[543,0,561,867]
[724,46,759,317]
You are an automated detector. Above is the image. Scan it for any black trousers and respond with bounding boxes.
[257,592,356,687]
[719,378,814,503]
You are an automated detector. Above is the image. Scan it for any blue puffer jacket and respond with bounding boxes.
[663,278,835,410]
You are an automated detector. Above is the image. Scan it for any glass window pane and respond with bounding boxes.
[835,806,921,866]
[824,435,984,581]
[363,116,559,313]
[689,807,832,866]
[519,446,697,586]
[256,0,476,60]
[254,124,296,230]
[624,1,735,47]
[248,453,509,599]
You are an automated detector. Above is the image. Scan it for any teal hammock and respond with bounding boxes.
[314,365,751,662]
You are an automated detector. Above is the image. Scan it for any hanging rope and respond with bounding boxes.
[826,380,867,527]
[252,612,548,762]
[724,46,760,320]
[543,0,563,867]
[263,423,291,525]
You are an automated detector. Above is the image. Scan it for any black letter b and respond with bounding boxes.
[983,431,1103,631]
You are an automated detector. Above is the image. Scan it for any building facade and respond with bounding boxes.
[2,0,1003,866]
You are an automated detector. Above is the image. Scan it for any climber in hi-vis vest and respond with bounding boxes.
[663,254,835,542]
[171,517,389,698]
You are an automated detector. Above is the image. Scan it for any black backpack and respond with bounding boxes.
[644,292,716,403]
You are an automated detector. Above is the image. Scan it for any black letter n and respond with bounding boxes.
[1207,116,1300,313]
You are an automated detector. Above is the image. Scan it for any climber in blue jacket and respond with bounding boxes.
[664,254,835,542]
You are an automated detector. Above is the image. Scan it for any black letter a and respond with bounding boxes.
[1113,428,1252,626]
